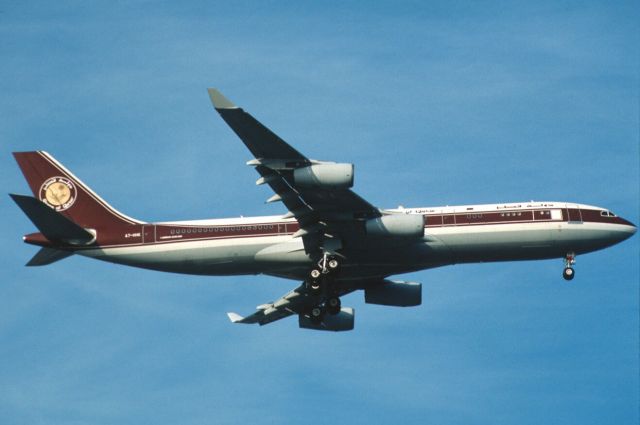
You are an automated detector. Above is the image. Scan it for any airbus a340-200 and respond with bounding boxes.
[10,89,637,331]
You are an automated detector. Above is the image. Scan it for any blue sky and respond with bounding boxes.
[1,1,638,424]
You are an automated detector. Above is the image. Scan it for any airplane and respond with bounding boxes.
[10,88,637,331]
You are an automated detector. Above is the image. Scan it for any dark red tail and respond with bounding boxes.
[13,151,143,229]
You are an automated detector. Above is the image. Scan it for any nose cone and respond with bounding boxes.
[615,216,637,242]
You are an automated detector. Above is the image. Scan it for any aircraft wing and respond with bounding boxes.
[208,88,381,257]
[227,283,356,331]
[226,283,308,326]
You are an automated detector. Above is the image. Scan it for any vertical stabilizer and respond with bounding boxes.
[13,151,143,229]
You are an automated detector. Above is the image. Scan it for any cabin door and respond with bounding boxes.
[567,207,582,223]
[143,225,156,243]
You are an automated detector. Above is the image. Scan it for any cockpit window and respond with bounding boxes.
[600,210,616,217]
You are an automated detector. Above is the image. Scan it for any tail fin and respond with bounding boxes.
[13,151,143,229]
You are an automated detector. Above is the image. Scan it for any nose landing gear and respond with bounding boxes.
[563,252,576,281]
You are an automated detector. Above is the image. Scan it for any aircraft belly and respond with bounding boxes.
[254,239,311,264]
[320,236,455,280]
[79,236,291,275]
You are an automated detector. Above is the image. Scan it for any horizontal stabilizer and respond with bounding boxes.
[26,247,73,266]
[10,194,95,245]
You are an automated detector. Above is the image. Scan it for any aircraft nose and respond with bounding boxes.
[616,217,637,241]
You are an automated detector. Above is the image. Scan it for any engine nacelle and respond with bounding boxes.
[293,163,354,189]
[365,280,422,307]
[365,214,425,238]
[298,308,355,331]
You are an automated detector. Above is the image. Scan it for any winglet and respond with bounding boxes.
[208,88,237,109]
[227,312,245,323]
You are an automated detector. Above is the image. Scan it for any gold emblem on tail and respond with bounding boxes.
[39,176,76,211]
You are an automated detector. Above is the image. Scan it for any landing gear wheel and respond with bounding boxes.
[327,257,340,272]
[563,267,575,281]
[326,297,341,315]
[308,279,323,294]
[309,268,323,293]
[310,306,324,323]
[310,268,322,280]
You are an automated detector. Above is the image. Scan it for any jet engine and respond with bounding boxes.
[293,163,354,189]
[365,214,425,238]
[365,280,422,307]
[298,308,355,331]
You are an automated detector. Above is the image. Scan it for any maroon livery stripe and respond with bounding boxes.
[425,208,632,227]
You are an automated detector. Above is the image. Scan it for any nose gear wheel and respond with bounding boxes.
[563,267,575,280]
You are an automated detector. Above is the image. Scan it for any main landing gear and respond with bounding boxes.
[563,252,576,281]
[308,253,341,293]
[306,253,342,322]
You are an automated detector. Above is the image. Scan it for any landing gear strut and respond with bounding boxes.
[563,252,576,281]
